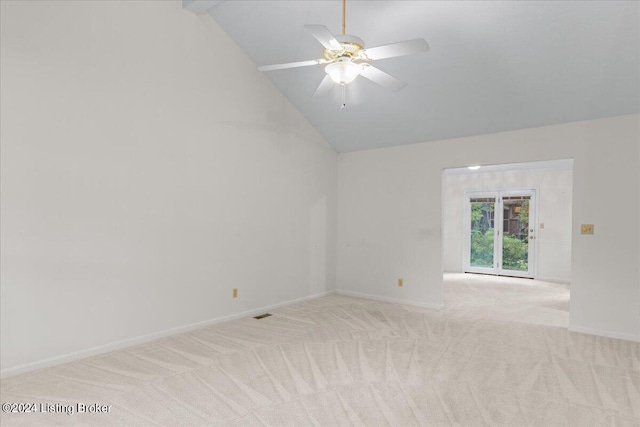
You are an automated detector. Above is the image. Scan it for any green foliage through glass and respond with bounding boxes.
[470,230,528,270]
[470,202,494,268]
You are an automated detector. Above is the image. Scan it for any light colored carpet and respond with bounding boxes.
[1,274,639,426]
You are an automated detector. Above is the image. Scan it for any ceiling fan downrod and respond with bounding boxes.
[342,0,346,35]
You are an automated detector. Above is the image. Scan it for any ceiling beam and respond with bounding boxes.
[182,0,221,15]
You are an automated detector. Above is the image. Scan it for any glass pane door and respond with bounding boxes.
[465,194,498,275]
[498,191,535,278]
[465,190,536,278]
[470,198,496,269]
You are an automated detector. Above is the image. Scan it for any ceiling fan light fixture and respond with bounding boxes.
[325,58,361,84]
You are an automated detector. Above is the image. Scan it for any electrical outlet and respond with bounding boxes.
[232,288,238,298]
[398,278,403,288]
[581,224,594,235]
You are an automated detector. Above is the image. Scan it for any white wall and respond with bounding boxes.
[337,115,640,341]
[0,1,337,374]
[442,166,573,282]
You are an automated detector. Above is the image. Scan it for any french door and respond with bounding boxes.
[464,190,536,278]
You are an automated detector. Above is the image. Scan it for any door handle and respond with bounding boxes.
[529,235,535,240]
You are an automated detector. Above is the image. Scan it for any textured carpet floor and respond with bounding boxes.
[1,274,639,426]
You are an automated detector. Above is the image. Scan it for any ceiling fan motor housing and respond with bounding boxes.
[324,34,366,61]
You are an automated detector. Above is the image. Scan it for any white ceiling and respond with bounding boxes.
[207,1,639,152]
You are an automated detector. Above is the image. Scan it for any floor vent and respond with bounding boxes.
[253,313,272,320]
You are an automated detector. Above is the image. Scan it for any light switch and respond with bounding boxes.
[581,224,594,235]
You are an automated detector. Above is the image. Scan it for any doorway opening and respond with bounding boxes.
[441,159,574,325]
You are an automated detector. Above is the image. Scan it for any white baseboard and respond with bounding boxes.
[335,290,444,310]
[568,325,640,343]
[0,290,334,378]
[537,276,570,284]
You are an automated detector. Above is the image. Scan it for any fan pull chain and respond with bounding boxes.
[340,83,346,109]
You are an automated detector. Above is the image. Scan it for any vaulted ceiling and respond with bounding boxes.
[195,1,639,152]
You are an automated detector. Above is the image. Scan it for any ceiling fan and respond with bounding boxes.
[258,0,430,108]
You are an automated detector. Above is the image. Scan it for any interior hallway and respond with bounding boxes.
[1,275,638,426]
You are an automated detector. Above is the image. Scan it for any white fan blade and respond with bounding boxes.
[360,65,407,92]
[304,25,342,51]
[363,38,429,61]
[258,59,323,72]
[313,74,334,97]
